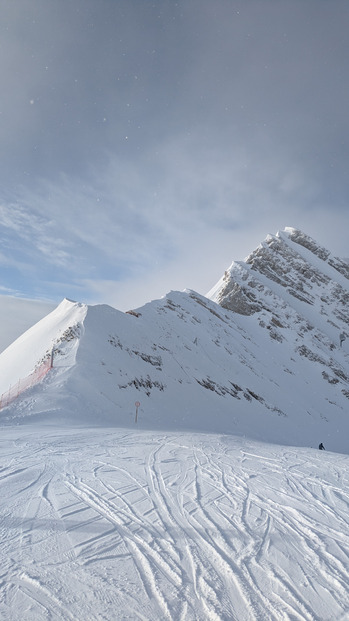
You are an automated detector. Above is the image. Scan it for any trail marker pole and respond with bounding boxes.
[135,401,140,423]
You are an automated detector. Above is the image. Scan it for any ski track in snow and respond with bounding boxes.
[0,429,348,620]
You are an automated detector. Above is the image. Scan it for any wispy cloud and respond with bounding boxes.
[2,121,348,308]
[0,204,71,267]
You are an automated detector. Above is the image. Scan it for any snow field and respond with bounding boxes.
[0,427,348,620]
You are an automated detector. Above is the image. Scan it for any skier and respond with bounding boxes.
[319,442,325,450]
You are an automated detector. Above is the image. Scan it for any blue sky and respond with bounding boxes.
[1,1,349,311]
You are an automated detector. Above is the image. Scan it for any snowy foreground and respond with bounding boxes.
[1,427,348,621]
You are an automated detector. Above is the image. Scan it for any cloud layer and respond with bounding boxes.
[1,1,349,309]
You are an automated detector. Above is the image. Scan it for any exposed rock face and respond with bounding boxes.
[212,276,262,316]
[205,228,349,451]
[209,228,349,333]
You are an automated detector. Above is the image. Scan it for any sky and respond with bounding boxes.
[1,0,349,312]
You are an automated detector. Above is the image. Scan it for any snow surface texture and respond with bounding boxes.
[0,228,348,620]
[0,428,348,621]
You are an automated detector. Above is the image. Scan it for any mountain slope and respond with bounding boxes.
[0,228,348,453]
[0,298,87,396]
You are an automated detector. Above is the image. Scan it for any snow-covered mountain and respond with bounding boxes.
[0,227,348,453]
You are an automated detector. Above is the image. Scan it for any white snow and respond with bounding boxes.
[0,427,348,620]
[0,299,87,396]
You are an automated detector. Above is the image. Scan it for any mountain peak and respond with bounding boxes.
[208,227,349,321]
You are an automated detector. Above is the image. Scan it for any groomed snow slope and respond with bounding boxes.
[0,427,348,621]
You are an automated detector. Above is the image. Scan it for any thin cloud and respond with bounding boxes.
[0,204,72,268]
[0,1,348,308]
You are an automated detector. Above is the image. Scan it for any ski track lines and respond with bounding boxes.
[0,431,348,620]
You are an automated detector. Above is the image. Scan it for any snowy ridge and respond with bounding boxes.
[0,228,349,620]
[0,298,87,395]
[0,230,349,452]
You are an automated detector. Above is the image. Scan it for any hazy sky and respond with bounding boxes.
[1,1,349,310]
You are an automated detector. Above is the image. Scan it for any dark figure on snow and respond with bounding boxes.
[319,442,325,450]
